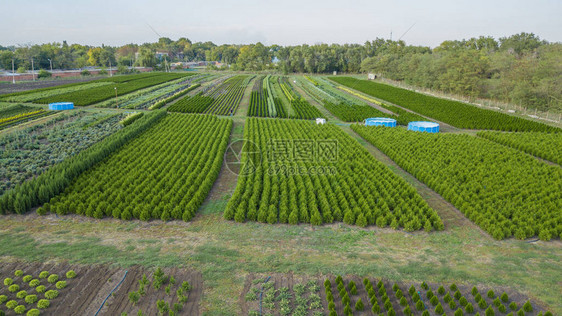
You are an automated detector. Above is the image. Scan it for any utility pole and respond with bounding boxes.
[114,87,118,108]
[109,59,113,77]
[12,59,15,84]
[31,58,35,81]
[48,58,53,72]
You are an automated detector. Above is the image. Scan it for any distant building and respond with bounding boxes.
[368,73,377,80]
[316,118,326,125]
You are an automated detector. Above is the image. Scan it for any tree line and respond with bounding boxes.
[1,32,559,111]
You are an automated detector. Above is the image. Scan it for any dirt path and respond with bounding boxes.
[291,80,341,123]
[235,76,255,117]
[340,124,486,234]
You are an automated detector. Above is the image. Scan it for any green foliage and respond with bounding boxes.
[460,296,468,307]
[352,125,562,240]
[355,298,364,311]
[3,278,13,286]
[332,77,558,132]
[56,281,67,289]
[37,299,50,309]
[14,305,26,314]
[120,112,144,126]
[438,285,446,295]
[416,299,424,311]
[14,270,23,277]
[25,295,38,304]
[44,290,59,300]
[35,286,46,293]
[421,282,429,290]
[487,290,495,299]
[435,303,444,314]
[454,290,462,300]
[450,299,457,309]
[430,295,439,306]
[472,287,479,296]
[66,270,77,279]
[27,309,40,316]
[16,290,27,299]
[523,301,533,312]
[6,300,18,309]
[47,274,58,284]
[0,295,6,304]
[455,308,465,316]
[38,272,49,279]
[8,284,20,293]
[22,275,32,283]
[466,303,474,313]
[509,302,518,310]
[128,291,140,305]
[485,306,495,316]
[479,299,488,309]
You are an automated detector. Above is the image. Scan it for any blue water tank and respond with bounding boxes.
[48,102,74,110]
[365,117,397,127]
[407,121,439,133]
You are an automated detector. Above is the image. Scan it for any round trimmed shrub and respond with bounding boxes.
[509,302,518,310]
[427,290,434,299]
[23,275,32,283]
[45,290,59,299]
[56,281,67,289]
[29,279,40,287]
[438,285,446,295]
[27,309,40,316]
[66,270,77,279]
[9,284,20,292]
[14,305,26,314]
[36,285,46,293]
[47,274,59,284]
[6,300,18,309]
[25,295,38,304]
[421,282,429,290]
[450,283,458,291]
[3,278,13,286]
[14,270,24,277]
[37,299,50,309]
[471,287,478,296]
[16,290,28,299]
[38,271,49,279]
[0,295,7,304]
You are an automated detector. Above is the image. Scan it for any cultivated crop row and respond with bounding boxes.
[331,77,558,132]
[167,75,250,115]
[247,76,287,118]
[477,131,562,165]
[322,275,551,316]
[0,112,123,196]
[279,78,323,119]
[39,114,232,222]
[352,126,562,240]
[34,73,189,106]
[0,82,112,103]
[0,104,54,130]
[0,110,166,214]
[225,118,444,230]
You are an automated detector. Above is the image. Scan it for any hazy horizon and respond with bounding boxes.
[1,0,561,48]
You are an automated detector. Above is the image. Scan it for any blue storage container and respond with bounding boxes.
[365,117,397,127]
[407,121,439,133]
[48,102,74,110]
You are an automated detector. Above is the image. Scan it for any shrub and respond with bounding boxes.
[409,285,416,296]
[475,293,482,303]
[509,302,518,310]
[479,299,488,309]
[39,271,49,279]
[485,306,495,316]
[25,295,38,304]
[444,292,452,303]
[48,274,59,284]
[38,70,52,78]
[493,297,501,307]
[487,290,495,299]
[81,69,91,76]
[4,278,13,286]
[344,303,352,315]
[6,300,18,309]
[324,279,331,288]
[459,296,468,307]
[23,275,32,283]
[427,290,434,299]
[14,305,26,314]
[454,290,462,300]
[27,309,40,316]
[392,283,399,291]
[471,287,479,296]
[15,270,24,277]
[450,283,458,291]
[29,279,40,287]
[435,303,444,314]
[523,301,533,312]
[450,299,457,309]
[388,308,396,316]
[517,310,524,316]
[422,311,430,316]
[400,296,408,306]
[404,305,413,316]
[416,299,424,311]
[355,298,364,311]
[181,281,191,292]
[372,302,380,313]
[36,285,46,293]
[9,284,20,292]
[17,290,28,299]
[37,299,50,309]
[438,285,446,295]
[499,304,506,313]
[0,295,7,304]
[45,290,59,299]
[56,281,67,289]
[455,308,464,316]
[465,302,474,313]
[384,298,392,310]
[430,296,439,306]
[128,291,140,305]
[500,292,508,302]
[66,270,77,279]
[421,282,429,290]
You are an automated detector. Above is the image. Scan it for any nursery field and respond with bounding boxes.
[352,125,562,240]
[0,261,202,316]
[225,118,444,231]
[168,75,251,115]
[0,71,560,316]
[331,77,558,132]
[0,104,54,130]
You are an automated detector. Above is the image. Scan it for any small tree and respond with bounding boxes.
[438,285,446,295]
[450,283,458,291]
[435,303,444,314]
[128,291,140,305]
[14,270,24,277]
[509,302,518,310]
[465,302,474,313]
[37,299,50,309]
[416,299,424,311]
[454,290,462,300]
[479,299,488,309]
[400,296,408,306]
[455,308,464,316]
[487,290,495,299]
[66,270,77,279]
[355,298,364,311]
[25,295,38,304]
[523,301,533,312]
[38,70,52,78]
[485,306,495,316]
